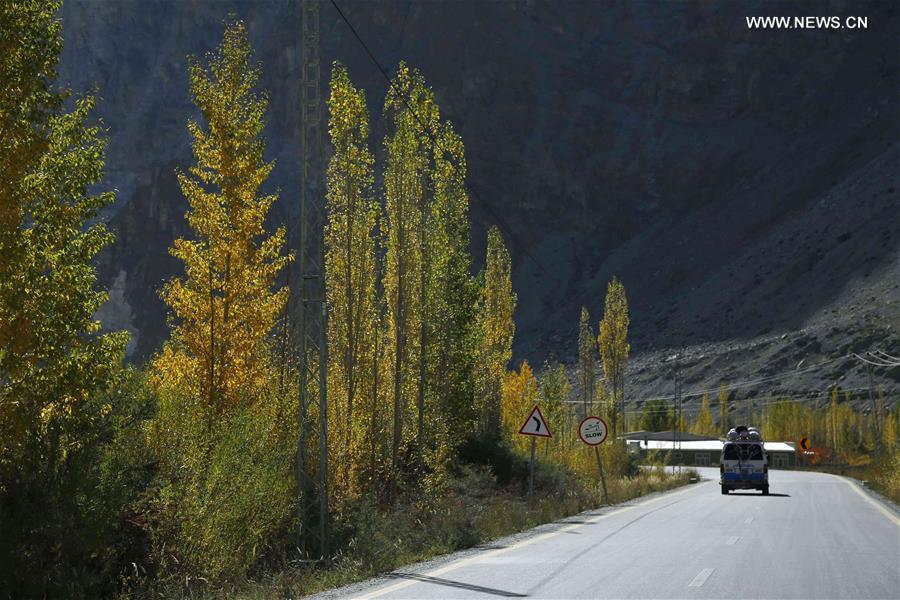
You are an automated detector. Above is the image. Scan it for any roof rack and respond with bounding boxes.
[726,425,763,442]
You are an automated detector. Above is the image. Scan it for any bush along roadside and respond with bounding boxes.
[126,440,695,599]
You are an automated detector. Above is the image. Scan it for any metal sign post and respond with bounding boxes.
[579,416,610,504]
[529,436,536,511]
[519,405,552,511]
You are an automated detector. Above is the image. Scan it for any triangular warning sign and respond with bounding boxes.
[518,405,552,438]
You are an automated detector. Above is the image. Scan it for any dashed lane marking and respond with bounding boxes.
[688,568,715,587]
[726,536,740,545]
[743,517,754,524]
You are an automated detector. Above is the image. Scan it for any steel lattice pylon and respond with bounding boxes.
[298,0,328,559]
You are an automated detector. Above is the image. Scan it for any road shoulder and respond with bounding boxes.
[307,476,707,599]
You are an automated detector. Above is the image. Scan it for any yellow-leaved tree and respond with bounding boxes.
[154,20,290,418]
[691,393,717,437]
[501,360,538,452]
[149,19,293,582]
[382,62,432,498]
[598,276,630,438]
[325,62,378,499]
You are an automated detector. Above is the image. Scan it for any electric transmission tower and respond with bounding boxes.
[297,0,328,559]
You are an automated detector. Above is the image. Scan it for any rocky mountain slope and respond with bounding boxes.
[58,0,899,406]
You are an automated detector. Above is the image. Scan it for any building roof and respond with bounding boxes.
[621,430,720,442]
[631,439,797,453]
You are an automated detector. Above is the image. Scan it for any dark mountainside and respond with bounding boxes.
[59,1,899,411]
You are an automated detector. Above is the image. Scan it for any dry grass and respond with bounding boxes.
[128,464,695,599]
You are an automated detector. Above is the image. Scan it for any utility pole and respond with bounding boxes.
[866,362,877,451]
[298,0,328,560]
[675,352,681,473]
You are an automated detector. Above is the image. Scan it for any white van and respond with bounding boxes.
[720,426,769,495]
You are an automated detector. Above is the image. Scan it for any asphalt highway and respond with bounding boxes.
[321,468,900,599]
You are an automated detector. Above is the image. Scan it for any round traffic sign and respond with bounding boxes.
[578,416,608,446]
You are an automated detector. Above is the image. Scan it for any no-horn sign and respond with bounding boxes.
[579,416,608,446]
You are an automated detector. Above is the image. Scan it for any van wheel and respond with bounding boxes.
[721,485,728,495]
[762,486,770,495]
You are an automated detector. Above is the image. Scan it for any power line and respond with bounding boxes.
[853,352,900,367]
[620,387,880,418]
[634,354,847,404]
[872,349,900,362]
[328,0,553,278]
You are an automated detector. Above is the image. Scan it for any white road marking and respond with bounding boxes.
[829,473,900,527]
[743,517,754,524]
[726,536,740,545]
[688,568,715,587]
[354,481,711,599]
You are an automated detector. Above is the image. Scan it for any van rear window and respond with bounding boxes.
[744,445,764,461]
[722,444,764,461]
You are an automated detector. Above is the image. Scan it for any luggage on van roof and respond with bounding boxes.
[726,425,763,442]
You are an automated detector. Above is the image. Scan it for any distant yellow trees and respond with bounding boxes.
[718,385,730,430]
[502,361,538,452]
[598,276,630,437]
[691,393,717,436]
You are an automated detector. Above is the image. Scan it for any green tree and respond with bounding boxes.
[598,276,630,437]
[639,398,674,432]
[0,1,128,593]
[478,226,517,436]
[577,306,597,416]
[428,121,480,446]
[539,360,572,459]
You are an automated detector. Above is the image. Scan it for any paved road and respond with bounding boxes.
[326,468,900,599]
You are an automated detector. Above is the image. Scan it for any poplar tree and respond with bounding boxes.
[383,63,429,496]
[577,306,597,415]
[692,393,716,436]
[539,360,571,459]
[154,20,290,417]
[429,121,479,443]
[324,62,378,496]
[718,384,730,430]
[598,276,630,437]
[478,227,516,436]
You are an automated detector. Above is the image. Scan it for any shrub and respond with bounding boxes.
[0,367,155,599]
[149,392,296,585]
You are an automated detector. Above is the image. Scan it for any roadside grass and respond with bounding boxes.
[126,463,695,599]
[794,451,900,504]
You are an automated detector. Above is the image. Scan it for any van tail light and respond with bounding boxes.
[764,464,768,474]
[720,464,724,474]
